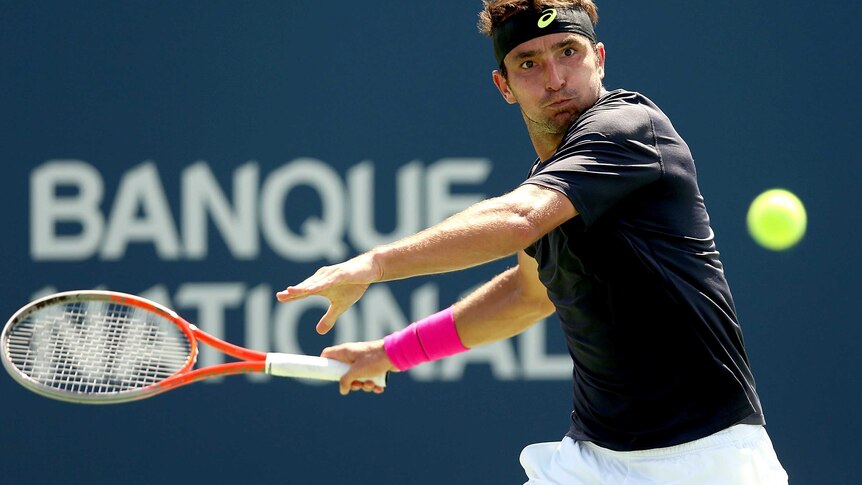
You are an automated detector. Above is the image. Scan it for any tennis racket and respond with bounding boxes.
[1,290,387,404]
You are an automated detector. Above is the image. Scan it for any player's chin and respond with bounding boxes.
[536,112,576,135]
[551,109,580,126]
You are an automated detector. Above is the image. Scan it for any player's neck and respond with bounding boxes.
[528,129,565,161]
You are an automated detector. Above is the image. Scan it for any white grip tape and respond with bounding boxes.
[265,353,387,388]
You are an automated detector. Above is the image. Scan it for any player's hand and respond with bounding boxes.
[321,339,396,395]
[276,253,382,334]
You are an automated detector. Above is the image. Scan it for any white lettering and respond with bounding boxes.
[426,158,492,224]
[182,161,259,259]
[348,161,422,250]
[30,160,104,260]
[29,158,493,262]
[260,158,347,262]
[101,162,181,260]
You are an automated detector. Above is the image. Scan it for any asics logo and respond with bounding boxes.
[537,9,557,28]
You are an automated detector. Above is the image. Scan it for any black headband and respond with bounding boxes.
[492,7,597,67]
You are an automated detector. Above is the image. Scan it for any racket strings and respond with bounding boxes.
[5,300,192,394]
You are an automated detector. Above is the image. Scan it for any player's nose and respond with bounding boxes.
[545,62,566,91]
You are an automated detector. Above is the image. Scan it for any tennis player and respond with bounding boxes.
[277,1,789,483]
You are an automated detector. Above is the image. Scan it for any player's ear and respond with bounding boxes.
[594,42,606,80]
[492,70,517,105]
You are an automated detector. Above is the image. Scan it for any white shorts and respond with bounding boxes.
[520,424,788,485]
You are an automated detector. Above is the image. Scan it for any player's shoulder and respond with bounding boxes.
[584,89,659,123]
[566,89,661,142]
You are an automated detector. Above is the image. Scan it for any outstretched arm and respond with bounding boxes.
[372,183,575,281]
[277,183,576,334]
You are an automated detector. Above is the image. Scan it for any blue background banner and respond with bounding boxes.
[1,2,860,483]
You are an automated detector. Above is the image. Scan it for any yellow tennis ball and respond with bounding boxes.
[746,189,807,250]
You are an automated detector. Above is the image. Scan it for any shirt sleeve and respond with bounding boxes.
[521,101,664,228]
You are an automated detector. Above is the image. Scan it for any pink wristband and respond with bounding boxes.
[383,307,469,371]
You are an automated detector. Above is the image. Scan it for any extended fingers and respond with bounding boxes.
[276,268,335,302]
[275,287,302,302]
[275,282,325,302]
[275,283,319,302]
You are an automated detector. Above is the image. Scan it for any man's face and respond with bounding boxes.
[494,33,605,137]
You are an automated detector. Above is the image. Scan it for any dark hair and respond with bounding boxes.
[478,0,598,37]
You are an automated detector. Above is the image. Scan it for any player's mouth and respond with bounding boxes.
[545,97,575,110]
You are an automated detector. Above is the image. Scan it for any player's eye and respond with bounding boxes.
[520,60,535,69]
[563,47,576,57]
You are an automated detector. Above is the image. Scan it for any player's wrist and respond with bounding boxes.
[383,307,469,371]
[365,248,386,283]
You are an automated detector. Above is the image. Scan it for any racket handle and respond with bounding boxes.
[265,353,387,388]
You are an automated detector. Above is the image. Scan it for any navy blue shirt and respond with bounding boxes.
[522,89,763,451]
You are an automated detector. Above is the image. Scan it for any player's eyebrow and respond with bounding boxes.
[510,36,583,61]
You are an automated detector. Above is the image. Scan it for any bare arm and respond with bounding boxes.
[276,184,576,334]
[371,183,577,281]
[453,250,556,347]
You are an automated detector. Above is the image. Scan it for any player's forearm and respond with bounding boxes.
[369,195,540,282]
[452,266,555,348]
